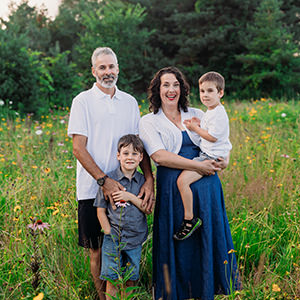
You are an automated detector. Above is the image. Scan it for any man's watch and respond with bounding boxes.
[97,175,108,187]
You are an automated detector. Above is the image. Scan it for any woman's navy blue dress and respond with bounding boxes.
[153,131,240,300]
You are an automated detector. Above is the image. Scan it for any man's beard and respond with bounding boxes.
[97,74,118,89]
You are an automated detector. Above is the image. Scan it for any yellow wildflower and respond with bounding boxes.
[14,205,21,212]
[33,293,44,300]
[44,167,51,174]
[272,284,281,292]
[53,209,60,216]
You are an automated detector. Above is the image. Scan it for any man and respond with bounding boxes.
[68,47,154,300]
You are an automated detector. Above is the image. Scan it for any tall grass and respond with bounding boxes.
[0,98,299,299]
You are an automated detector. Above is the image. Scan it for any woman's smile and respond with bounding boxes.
[160,73,181,107]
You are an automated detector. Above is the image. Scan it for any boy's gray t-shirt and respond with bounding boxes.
[94,167,148,250]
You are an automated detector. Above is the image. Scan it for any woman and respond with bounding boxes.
[139,67,240,300]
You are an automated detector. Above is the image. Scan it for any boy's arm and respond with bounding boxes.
[112,191,150,215]
[96,207,111,234]
[184,119,217,143]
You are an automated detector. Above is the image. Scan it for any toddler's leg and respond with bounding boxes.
[174,170,203,240]
[177,170,203,220]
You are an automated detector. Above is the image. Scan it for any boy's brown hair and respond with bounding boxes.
[199,71,225,92]
[117,134,144,154]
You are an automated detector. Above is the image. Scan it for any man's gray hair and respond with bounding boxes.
[91,47,118,66]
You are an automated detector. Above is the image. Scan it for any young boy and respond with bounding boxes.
[94,134,150,299]
[174,71,232,241]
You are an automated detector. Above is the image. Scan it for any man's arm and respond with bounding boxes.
[138,150,155,213]
[111,191,151,215]
[72,134,124,209]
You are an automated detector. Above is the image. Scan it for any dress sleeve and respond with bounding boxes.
[139,117,166,156]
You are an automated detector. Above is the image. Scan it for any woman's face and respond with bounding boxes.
[160,73,181,109]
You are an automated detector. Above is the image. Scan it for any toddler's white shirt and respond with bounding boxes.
[200,105,232,158]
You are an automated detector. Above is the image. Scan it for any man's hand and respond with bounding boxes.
[138,177,155,213]
[102,177,125,210]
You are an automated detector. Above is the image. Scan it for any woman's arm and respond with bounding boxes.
[151,150,221,176]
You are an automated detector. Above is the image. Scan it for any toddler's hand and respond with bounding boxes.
[184,118,199,131]
[191,117,201,126]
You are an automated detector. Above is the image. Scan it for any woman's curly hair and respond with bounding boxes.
[148,66,190,114]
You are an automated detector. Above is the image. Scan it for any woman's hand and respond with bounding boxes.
[215,157,229,170]
[196,160,221,176]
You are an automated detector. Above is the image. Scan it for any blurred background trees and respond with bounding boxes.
[0,0,299,115]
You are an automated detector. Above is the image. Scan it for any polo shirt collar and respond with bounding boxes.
[92,83,121,100]
[115,166,139,182]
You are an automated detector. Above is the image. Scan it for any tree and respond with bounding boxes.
[122,0,261,94]
[0,29,49,114]
[281,0,300,44]
[2,0,51,53]
[48,0,101,56]
[237,0,300,98]
[75,0,154,93]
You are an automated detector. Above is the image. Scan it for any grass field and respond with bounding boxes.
[0,98,299,299]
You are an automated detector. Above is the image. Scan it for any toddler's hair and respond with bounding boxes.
[199,71,225,92]
[117,134,144,154]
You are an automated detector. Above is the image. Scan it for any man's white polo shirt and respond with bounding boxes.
[68,83,140,200]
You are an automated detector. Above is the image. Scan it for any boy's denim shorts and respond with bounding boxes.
[100,234,142,281]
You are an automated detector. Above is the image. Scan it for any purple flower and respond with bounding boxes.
[115,200,130,208]
[28,220,50,231]
[281,154,290,158]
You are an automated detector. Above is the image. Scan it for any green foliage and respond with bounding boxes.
[1,100,300,299]
[0,30,47,115]
[2,0,51,53]
[48,0,100,56]
[0,28,82,116]
[281,0,300,44]
[1,0,300,116]
[43,49,82,108]
[236,0,300,99]
[75,0,154,93]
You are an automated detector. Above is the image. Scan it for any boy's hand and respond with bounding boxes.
[103,226,111,235]
[102,178,125,210]
[112,190,133,202]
